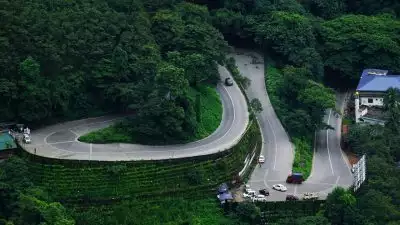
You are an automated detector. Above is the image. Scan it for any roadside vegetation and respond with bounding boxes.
[79,85,222,144]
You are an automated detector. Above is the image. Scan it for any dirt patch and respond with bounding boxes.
[345,151,359,165]
[232,185,245,203]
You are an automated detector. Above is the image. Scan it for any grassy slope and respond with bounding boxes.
[265,64,313,178]
[188,85,223,140]
[78,85,222,144]
[71,198,237,225]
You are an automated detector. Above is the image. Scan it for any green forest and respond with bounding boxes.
[1,0,400,224]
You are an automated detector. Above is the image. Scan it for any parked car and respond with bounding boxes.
[303,192,319,200]
[243,193,253,198]
[259,189,269,196]
[252,195,267,202]
[258,155,265,163]
[245,188,256,196]
[23,134,31,144]
[272,184,287,192]
[225,77,233,86]
[286,195,299,201]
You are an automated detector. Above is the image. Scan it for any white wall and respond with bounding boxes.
[360,97,384,106]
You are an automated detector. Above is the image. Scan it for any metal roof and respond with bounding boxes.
[356,69,400,92]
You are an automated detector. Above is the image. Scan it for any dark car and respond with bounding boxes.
[259,189,269,196]
[286,195,299,201]
[225,77,233,86]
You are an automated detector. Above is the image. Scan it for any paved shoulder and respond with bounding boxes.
[23,66,249,161]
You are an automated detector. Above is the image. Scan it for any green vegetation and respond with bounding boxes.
[78,126,135,144]
[292,138,313,178]
[72,198,238,225]
[0,118,260,225]
[0,0,229,144]
[79,85,222,144]
[188,85,223,139]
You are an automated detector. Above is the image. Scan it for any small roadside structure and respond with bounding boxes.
[217,183,233,204]
[0,131,17,159]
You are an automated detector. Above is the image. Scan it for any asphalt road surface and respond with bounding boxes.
[231,49,353,201]
[24,66,249,161]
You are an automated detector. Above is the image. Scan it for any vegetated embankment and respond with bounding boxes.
[18,119,261,204]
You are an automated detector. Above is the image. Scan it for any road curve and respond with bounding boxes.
[23,66,249,161]
[232,49,353,201]
[229,50,294,198]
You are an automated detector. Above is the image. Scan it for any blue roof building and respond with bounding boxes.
[356,69,400,92]
[354,69,399,124]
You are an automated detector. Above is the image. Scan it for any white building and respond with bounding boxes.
[355,69,400,125]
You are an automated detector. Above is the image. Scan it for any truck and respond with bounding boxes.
[286,172,304,184]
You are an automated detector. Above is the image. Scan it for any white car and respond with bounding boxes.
[303,192,319,200]
[243,193,253,198]
[23,134,31,144]
[258,155,265,163]
[272,184,287,192]
[252,194,267,202]
[245,188,256,196]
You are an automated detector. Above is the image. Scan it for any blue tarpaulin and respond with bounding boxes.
[218,193,233,201]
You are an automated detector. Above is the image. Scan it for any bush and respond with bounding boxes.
[292,138,313,178]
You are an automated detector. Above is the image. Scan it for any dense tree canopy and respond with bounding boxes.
[0,0,228,143]
[320,14,400,85]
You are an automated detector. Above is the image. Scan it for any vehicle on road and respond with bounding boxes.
[23,134,31,144]
[224,77,233,86]
[259,189,269,196]
[258,155,265,163]
[286,195,299,201]
[252,194,267,202]
[286,172,304,184]
[243,193,253,198]
[245,188,256,196]
[303,192,319,200]
[272,184,287,192]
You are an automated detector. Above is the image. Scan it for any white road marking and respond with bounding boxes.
[335,176,340,186]
[308,131,317,179]
[327,109,335,175]
[89,143,92,160]
[265,110,278,170]
[46,140,75,145]
[294,185,298,195]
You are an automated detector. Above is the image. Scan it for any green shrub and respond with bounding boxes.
[292,138,313,178]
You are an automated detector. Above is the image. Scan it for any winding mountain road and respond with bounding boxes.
[231,49,353,201]
[23,66,249,161]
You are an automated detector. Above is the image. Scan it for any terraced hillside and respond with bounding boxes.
[20,120,261,203]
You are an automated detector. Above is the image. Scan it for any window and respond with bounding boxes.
[368,98,373,103]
